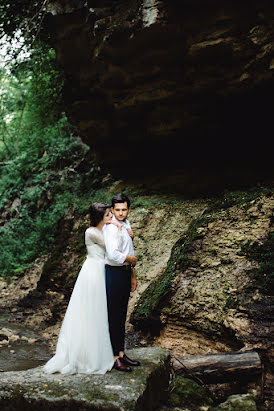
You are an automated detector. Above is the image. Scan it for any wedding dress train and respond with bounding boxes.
[44,227,114,375]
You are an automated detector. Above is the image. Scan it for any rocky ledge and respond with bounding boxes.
[0,347,170,411]
[44,0,274,191]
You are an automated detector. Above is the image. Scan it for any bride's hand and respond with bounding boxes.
[127,228,134,239]
[107,219,122,231]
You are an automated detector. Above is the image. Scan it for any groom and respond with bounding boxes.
[103,193,140,372]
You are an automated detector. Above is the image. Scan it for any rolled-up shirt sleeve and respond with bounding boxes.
[104,225,127,264]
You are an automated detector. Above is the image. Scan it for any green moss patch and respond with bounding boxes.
[167,376,213,409]
[239,231,274,295]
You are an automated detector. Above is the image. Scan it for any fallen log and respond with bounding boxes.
[174,351,262,384]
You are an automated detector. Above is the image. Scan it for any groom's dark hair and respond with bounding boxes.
[89,202,110,226]
[112,193,131,208]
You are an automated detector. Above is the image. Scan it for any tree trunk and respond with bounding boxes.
[174,351,262,384]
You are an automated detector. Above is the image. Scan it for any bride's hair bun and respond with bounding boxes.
[89,202,111,226]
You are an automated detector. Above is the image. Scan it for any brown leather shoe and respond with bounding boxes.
[121,354,140,367]
[113,358,132,372]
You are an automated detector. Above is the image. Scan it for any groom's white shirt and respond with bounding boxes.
[103,215,134,266]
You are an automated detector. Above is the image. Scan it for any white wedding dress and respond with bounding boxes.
[44,227,114,375]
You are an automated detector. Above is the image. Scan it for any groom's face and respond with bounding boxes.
[112,202,130,222]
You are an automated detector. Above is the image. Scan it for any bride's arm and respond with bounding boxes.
[86,227,105,246]
[125,220,134,239]
[127,228,134,239]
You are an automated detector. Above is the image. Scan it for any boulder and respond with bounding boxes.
[0,347,170,411]
[213,393,257,411]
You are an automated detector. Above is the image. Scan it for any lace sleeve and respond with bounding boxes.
[85,228,105,247]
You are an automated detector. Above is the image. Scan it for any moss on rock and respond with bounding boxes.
[239,231,274,295]
[213,394,257,410]
[167,376,213,409]
[131,211,208,332]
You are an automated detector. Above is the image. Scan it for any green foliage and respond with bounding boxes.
[239,232,274,295]
[0,1,48,42]
[0,43,64,159]
[0,136,108,279]
[0,40,109,279]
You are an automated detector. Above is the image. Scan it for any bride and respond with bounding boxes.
[44,202,116,375]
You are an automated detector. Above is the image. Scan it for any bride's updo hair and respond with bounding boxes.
[89,202,111,227]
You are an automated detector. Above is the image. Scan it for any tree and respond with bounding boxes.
[0,1,49,42]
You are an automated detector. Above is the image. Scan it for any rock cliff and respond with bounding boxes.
[44,0,274,191]
[131,187,274,408]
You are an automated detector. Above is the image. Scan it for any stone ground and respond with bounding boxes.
[0,347,170,411]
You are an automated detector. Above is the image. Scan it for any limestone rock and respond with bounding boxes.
[0,347,170,411]
[131,190,273,408]
[213,393,257,411]
[133,192,274,352]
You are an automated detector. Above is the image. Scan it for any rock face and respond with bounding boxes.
[132,191,274,355]
[44,0,274,191]
[132,188,274,408]
[0,347,170,411]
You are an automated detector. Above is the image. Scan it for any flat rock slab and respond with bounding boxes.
[0,347,170,411]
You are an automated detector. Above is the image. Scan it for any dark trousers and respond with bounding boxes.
[105,265,131,356]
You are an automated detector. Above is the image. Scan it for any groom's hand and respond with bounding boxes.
[125,255,137,266]
[131,277,137,292]
[131,268,137,292]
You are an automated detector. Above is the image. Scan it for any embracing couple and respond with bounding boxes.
[44,193,140,374]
